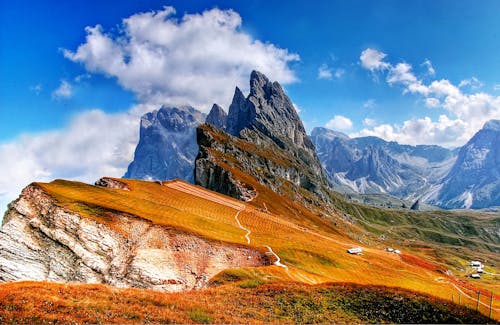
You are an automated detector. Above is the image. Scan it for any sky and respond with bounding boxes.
[1,0,500,216]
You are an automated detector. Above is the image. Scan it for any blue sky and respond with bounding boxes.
[1,0,500,215]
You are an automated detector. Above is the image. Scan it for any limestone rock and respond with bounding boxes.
[0,184,268,291]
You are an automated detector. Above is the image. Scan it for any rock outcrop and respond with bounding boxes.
[195,71,332,204]
[95,177,130,190]
[0,184,268,291]
[205,104,227,129]
[124,106,206,182]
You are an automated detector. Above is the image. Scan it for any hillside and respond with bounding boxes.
[1,177,497,320]
[0,281,491,324]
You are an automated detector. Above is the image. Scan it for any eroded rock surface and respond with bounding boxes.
[0,184,268,291]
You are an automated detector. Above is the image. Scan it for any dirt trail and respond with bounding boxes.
[234,208,251,245]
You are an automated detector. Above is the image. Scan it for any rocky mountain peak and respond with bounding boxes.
[226,86,252,136]
[311,127,350,141]
[483,119,500,131]
[124,105,206,182]
[196,71,331,203]
[205,104,227,129]
[430,118,500,208]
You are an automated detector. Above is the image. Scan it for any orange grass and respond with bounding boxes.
[0,281,493,324]
[32,177,500,319]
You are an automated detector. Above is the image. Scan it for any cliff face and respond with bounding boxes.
[195,71,332,204]
[0,183,267,292]
[124,106,206,182]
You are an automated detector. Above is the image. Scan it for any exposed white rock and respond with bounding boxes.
[0,184,268,291]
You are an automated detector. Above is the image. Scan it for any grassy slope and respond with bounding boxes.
[0,281,491,324]
[31,177,499,319]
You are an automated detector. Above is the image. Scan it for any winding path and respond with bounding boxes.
[234,207,251,245]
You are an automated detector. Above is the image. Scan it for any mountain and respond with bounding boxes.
[205,103,227,129]
[1,177,495,323]
[311,127,456,202]
[123,106,206,182]
[426,120,500,209]
[1,71,499,322]
[195,70,331,204]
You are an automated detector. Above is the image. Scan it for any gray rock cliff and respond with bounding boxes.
[124,106,206,182]
[195,71,331,203]
[427,120,500,209]
[205,103,227,129]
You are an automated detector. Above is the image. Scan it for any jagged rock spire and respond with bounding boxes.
[205,104,227,129]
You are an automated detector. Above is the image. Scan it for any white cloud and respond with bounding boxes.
[422,59,435,75]
[387,62,417,85]
[52,80,73,99]
[363,99,376,109]
[0,109,140,221]
[317,64,333,80]
[0,6,301,221]
[317,64,345,80]
[63,6,299,112]
[493,84,500,91]
[334,68,345,79]
[360,48,390,71]
[359,48,500,147]
[362,118,377,127]
[326,115,353,131]
[351,115,469,147]
[425,97,440,108]
[458,76,483,89]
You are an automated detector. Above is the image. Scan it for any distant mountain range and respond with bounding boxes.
[423,119,500,209]
[311,120,499,209]
[124,79,499,210]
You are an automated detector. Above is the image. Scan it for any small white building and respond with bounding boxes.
[393,249,401,254]
[470,273,481,279]
[471,261,482,267]
[347,247,363,254]
[386,247,394,252]
[477,268,484,273]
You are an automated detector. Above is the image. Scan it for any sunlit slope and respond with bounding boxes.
[0,281,491,324]
[36,178,498,317]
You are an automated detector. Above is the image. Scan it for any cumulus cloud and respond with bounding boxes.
[0,109,140,219]
[63,6,299,112]
[422,59,435,75]
[360,48,390,71]
[0,6,300,221]
[52,80,73,99]
[317,64,344,80]
[317,64,333,80]
[387,63,417,85]
[326,115,353,131]
[351,115,468,147]
[362,118,377,127]
[358,48,500,147]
